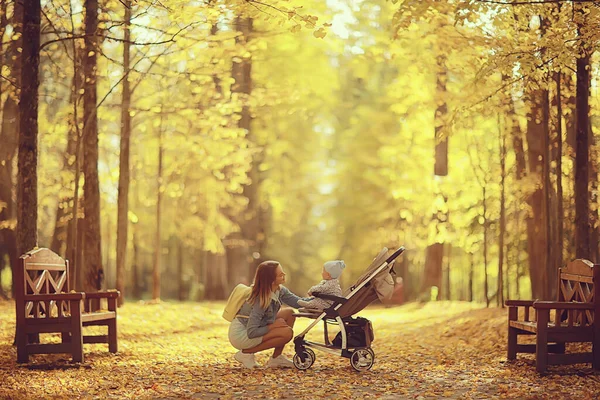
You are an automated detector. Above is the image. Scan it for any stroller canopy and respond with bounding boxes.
[337,248,398,318]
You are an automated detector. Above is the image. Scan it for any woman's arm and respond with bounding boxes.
[246,302,269,339]
[279,286,311,309]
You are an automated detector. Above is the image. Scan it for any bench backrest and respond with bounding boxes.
[15,248,70,320]
[557,259,600,326]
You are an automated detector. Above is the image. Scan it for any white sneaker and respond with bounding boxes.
[234,351,257,369]
[266,355,294,369]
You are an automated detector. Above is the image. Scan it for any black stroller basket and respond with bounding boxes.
[332,317,374,348]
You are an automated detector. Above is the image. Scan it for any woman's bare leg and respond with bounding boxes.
[277,308,296,328]
[271,310,296,357]
[243,326,293,354]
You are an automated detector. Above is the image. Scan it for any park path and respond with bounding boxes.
[1,301,599,399]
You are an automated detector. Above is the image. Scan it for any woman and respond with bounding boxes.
[228,260,308,369]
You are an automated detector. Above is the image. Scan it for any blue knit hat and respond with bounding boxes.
[324,260,346,279]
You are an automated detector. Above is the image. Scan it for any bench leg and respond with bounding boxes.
[16,326,29,363]
[108,319,118,353]
[536,311,549,373]
[507,307,518,360]
[507,327,518,360]
[71,305,84,363]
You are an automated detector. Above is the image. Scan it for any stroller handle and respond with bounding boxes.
[385,247,405,264]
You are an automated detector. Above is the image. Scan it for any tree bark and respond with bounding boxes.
[422,53,449,299]
[178,240,185,301]
[574,55,590,259]
[555,72,564,270]
[17,0,41,257]
[483,186,489,307]
[82,0,103,295]
[525,90,547,299]
[542,87,556,300]
[116,0,132,306]
[497,117,506,307]
[434,54,448,176]
[152,110,164,301]
[574,5,591,260]
[230,16,263,282]
[203,250,228,300]
[468,252,474,302]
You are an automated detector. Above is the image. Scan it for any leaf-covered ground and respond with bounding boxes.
[1,300,599,399]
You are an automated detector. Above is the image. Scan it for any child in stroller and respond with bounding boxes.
[292,247,404,372]
[298,260,346,311]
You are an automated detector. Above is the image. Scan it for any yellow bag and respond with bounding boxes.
[222,284,253,322]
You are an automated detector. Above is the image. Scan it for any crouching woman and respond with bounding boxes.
[229,260,307,369]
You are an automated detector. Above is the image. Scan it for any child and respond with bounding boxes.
[298,260,346,310]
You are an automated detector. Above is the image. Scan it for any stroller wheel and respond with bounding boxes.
[293,348,315,370]
[350,348,374,372]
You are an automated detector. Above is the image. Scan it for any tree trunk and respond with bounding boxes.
[132,223,140,299]
[178,240,185,301]
[555,72,564,270]
[66,44,84,291]
[542,88,556,299]
[422,242,443,300]
[152,110,164,301]
[468,252,474,302]
[574,9,590,259]
[203,250,228,300]
[497,118,506,307]
[444,244,451,300]
[422,53,448,299]
[82,0,103,296]
[588,123,599,263]
[116,0,132,306]
[483,186,489,307]
[525,90,547,299]
[434,54,448,176]
[230,16,263,282]
[15,0,40,346]
[17,0,41,257]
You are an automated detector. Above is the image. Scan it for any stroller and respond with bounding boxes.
[292,246,405,372]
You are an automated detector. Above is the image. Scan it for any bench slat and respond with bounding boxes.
[81,311,116,323]
[27,343,72,355]
[561,273,593,284]
[83,335,109,344]
[509,321,537,333]
[548,352,594,366]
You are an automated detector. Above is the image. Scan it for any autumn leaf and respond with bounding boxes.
[313,28,327,39]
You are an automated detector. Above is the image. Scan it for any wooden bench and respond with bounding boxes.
[506,259,600,372]
[14,248,120,363]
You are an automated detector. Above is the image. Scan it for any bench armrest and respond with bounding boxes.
[83,290,120,299]
[23,293,85,301]
[312,292,348,304]
[505,300,536,307]
[533,301,595,310]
